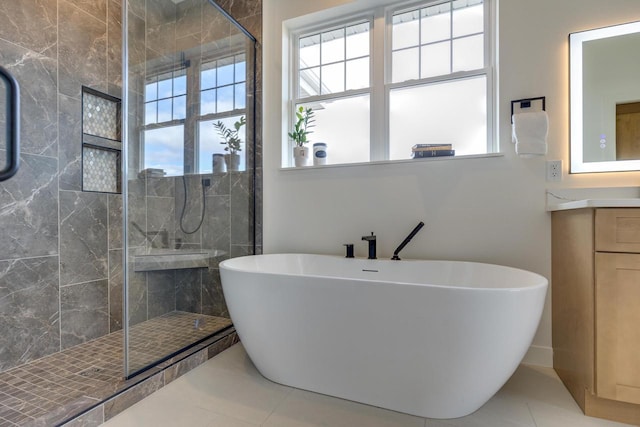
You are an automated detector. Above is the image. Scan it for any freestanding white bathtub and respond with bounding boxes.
[219,254,547,419]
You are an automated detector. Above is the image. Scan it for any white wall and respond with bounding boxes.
[263,0,640,367]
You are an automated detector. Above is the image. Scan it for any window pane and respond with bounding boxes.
[421,4,451,44]
[297,94,370,165]
[392,47,419,83]
[144,125,184,176]
[145,101,157,125]
[217,58,234,86]
[321,28,345,64]
[300,34,321,68]
[421,41,451,78]
[346,22,369,59]
[346,58,369,90]
[173,95,186,120]
[145,81,157,101]
[389,75,487,160]
[299,67,320,97]
[201,89,216,115]
[321,62,345,94]
[235,83,246,109]
[158,77,172,99]
[201,67,216,90]
[198,115,246,173]
[235,55,246,82]
[453,1,483,37]
[174,75,186,96]
[452,34,483,72]
[217,85,234,112]
[157,98,172,122]
[393,10,420,50]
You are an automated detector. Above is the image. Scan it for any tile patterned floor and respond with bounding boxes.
[128,312,231,374]
[0,312,231,426]
[103,344,634,427]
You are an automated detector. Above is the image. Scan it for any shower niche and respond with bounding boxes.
[82,87,122,194]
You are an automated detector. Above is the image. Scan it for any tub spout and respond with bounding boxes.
[391,221,425,260]
[362,232,377,259]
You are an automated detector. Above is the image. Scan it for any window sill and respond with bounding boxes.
[279,153,504,171]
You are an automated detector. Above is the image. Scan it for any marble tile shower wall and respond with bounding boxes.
[0,0,263,374]
[0,0,123,373]
[128,172,253,322]
[125,0,263,325]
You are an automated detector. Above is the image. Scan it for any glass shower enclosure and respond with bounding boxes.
[123,0,256,377]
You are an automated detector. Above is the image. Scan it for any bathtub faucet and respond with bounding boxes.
[391,221,425,261]
[362,232,377,260]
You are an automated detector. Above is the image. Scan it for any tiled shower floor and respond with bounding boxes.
[0,311,231,426]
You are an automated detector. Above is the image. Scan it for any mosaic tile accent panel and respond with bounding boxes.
[0,312,232,426]
[83,91,120,140]
[83,146,120,193]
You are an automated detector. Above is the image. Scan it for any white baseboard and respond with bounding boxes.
[522,345,553,367]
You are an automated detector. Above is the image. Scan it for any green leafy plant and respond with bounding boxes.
[213,116,246,155]
[288,106,315,147]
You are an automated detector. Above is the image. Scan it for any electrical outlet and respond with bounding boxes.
[546,160,562,182]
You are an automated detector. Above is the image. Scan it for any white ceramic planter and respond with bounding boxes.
[293,146,309,167]
[225,153,241,171]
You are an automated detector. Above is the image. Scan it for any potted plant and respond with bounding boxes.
[213,116,246,171]
[288,106,315,167]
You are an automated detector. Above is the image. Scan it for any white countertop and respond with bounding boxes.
[547,198,640,211]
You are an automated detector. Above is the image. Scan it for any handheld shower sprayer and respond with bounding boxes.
[391,221,425,261]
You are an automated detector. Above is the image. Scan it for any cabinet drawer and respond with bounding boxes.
[596,208,640,253]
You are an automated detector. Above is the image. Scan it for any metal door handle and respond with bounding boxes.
[0,65,19,182]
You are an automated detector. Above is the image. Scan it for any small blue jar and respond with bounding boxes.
[313,143,327,165]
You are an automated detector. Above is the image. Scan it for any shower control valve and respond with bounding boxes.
[344,243,354,258]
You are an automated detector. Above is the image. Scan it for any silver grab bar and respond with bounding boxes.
[0,65,20,182]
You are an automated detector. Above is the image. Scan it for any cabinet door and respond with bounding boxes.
[596,209,640,253]
[596,252,640,404]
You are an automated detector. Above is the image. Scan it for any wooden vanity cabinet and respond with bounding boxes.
[552,208,640,425]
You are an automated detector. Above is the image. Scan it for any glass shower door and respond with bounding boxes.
[123,0,256,377]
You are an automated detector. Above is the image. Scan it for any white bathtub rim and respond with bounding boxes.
[219,253,548,292]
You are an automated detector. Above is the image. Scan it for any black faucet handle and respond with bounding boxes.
[344,243,354,258]
[361,232,376,241]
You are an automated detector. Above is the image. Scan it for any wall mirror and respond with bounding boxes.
[570,21,640,173]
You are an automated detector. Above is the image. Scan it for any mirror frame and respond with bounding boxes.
[570,21,640,173]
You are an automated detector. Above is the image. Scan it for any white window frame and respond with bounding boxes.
[141,48,250,175]
[141,67,188,176]
[290,15,375,165]
[196,51,249,173]
[288,0,496,167]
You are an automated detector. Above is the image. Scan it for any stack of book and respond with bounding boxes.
[411,144,455,158]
